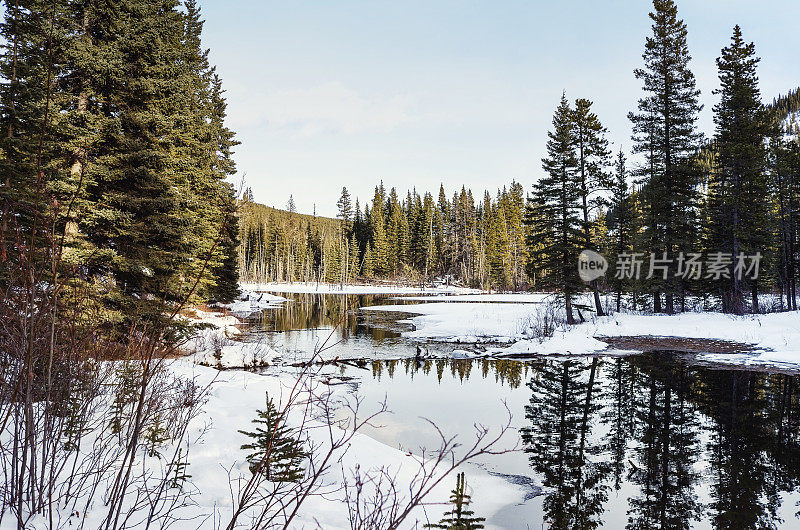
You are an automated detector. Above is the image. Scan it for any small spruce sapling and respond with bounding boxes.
[426,472,485,529]
[238,394,307,482]
[170,449,193,490]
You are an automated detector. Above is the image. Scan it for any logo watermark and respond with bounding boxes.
[578,251,762,281]
[578,250,608,282]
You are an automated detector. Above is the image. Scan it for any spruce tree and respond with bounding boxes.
[629,0,702,313]
[239,395,307,482]
[527,94,583,324]
[425,472,485,530]
[370,184,390,275]
[708,25,770,314]
[572,97,612,315]
[606,149,633,311]
[336,186,353,234]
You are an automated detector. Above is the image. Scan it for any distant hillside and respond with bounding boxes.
[237,199,346,284]
[769,87,800,134]
[242,202,340,227]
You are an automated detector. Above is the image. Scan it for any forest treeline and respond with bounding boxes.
[239,182,528,290]
[240,1,800,319]
[0,0,239,331]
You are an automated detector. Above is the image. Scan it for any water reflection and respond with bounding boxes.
[246,292,417,341]
[368,357,536,388]
[243,293,427,362]
[354,355,800,529]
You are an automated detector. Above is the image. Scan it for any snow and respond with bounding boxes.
[186,309,242,337]
[180,309,281,368]
[165,292,800,528]
[240,281,482,295]
[216,290,287,314]
[392,293,547,303]
[363,301,543,343]
[364,296,800,367]
[171,309,526,528]
[180,362,524,529]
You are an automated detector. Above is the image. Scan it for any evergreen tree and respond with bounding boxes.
[212,189,241,302]
[503,182,527,290]
[425,472,485,530]
[0,0,241,326]
[706,25,770,314]
[370,184,391,275]
[527,94,584,324]
[629,0,702,313]
[239,394,307,482]
[336,186,353,234]
[606,149,633,311]
[573,97,612,315]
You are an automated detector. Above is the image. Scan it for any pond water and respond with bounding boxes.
[245,292,800,529]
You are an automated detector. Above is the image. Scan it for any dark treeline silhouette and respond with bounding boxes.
[0,0,240,331]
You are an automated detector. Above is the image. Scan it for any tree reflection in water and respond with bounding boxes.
[365,354,800,529]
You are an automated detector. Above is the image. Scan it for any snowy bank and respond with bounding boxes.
[503,309,800,368]
[181,309,280,368]
[215,289,287,314]
[392,293,548,303]
[157,361,524,529]
[169,308,526,528]
[363,301,546,343]
[365,297,800,367]
[241,281,482,295]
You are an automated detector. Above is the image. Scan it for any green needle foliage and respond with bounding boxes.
[0,0,240,337]
[426,472,485,530]
[238,394,308,483]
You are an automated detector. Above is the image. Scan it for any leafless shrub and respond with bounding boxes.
[518,298,568,342]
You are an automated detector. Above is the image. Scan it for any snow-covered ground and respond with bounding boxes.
[498,309,800,367]
[364,301,548,343]
[391,293,547,303]
[216,290,287,314]
[364,297,800,368]
[163,289,800,529]
[156,360,523,529]
[241,281,482,295]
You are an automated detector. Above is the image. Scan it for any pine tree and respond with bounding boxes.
[212,187,241,303]
[503,182,527,290]
[606,149,633,311]
[425,472,485,529]
[336,186,353,234]
[572,97,612,315]
[527,94,584,324]
[707,25,770,314]
[629,0,702,313]
[435,184,451,277]
[239,394,307,482]
[370,184,391,275]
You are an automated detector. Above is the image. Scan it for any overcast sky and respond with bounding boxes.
[198,0,800,217]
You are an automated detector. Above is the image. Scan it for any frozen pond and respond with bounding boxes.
[243,292,800,529]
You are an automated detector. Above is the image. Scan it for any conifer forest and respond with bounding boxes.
[2,1,800,529]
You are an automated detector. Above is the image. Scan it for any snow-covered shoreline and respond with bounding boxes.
[156,360,524,529]
[364,298,800,368]
[240,281,483,295]
[167,288,800,529]
[167,306,527,529]
[194,287,800,370]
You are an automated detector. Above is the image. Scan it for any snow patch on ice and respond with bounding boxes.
[241,281,482,295]
[216,289,287,315]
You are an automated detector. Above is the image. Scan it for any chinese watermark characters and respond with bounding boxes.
[612,251,761,281]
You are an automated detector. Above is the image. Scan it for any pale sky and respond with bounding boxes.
[198,0,800,217]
